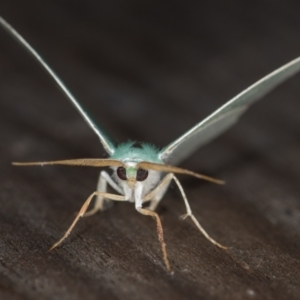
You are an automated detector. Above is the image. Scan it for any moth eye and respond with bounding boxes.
[136,168,148,181]
[117,167,127,180]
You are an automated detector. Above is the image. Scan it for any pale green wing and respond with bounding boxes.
[0,16,115,155]
[159,57,300,164]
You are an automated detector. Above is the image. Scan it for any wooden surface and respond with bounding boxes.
[1,1,300,299]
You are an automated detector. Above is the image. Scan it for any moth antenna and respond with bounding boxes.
[137,162,225,185]
[12,159,124,168]
[0,16,115,155]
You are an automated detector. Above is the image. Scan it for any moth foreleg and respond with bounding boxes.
[136,206,172,273]
[84,170,123,217]
[50,191,126,250]
[143,173,172,211]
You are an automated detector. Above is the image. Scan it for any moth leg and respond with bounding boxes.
[84,171,123,217]
[172,174,227,250]
[136,206,172,273]
[143,173,172,211]
[50,191,126,250]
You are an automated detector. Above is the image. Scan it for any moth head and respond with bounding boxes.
[116,162,149,189]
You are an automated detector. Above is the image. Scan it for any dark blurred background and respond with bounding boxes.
[0,1,300,299]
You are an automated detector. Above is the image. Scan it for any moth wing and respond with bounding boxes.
[0,16,116,155]
[159,57,300,164]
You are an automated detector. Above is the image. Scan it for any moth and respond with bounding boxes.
[1,16,300,272]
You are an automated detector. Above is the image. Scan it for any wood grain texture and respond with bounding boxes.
[0,1,300,299]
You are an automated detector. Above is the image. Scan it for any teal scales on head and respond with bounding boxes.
[2,16,300,272]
